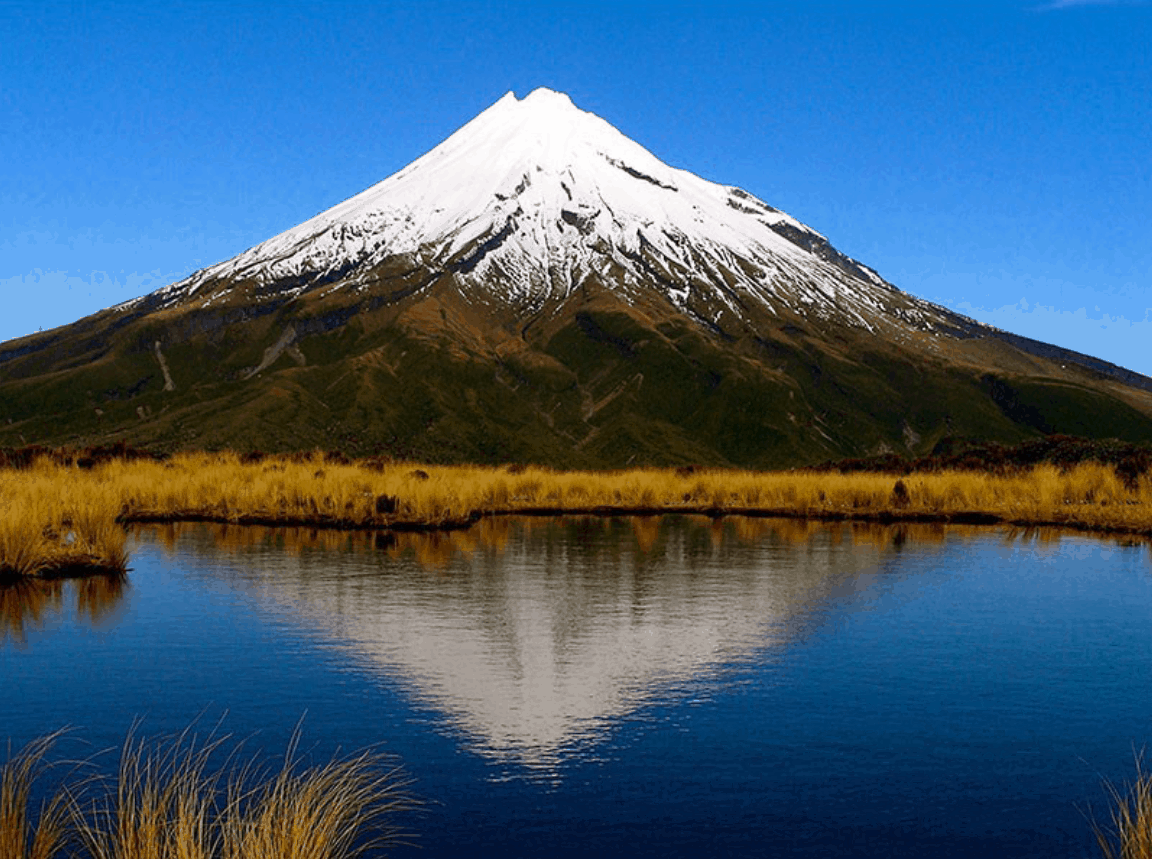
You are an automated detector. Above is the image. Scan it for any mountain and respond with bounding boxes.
[4,88,1152,466]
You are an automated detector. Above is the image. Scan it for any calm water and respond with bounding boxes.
[4,516,1152,857]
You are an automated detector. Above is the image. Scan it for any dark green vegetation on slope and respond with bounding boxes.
[3,267,1152,467]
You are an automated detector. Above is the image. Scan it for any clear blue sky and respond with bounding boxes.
[3,1,1150,373]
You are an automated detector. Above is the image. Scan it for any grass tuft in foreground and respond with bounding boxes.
[1095,756,1152,859]
[0,731,73,859]
[216,732,414,859]
[1,725,416,859]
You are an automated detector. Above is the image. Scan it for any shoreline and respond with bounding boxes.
[22,501,1151,582]
[3,451,1151,579]
[121,503,1152,535]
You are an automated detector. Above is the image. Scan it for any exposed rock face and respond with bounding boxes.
[138,89,963,338]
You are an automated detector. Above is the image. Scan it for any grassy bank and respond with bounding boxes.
[2,450,1152,577]
[1,726,414,859]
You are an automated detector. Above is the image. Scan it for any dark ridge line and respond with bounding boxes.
[0,304,155,372]
[0,332,65,365]
[728,187,782,214]
[601,155,677,191]
[451,220,517,274]
[250,256,367,297]
[726,199,762,216]
[765,221,878,287]
[987,328,1152,394]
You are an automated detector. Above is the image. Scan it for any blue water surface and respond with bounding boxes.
[2,517,1150,857]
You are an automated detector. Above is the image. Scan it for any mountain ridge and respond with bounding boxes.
[3,88,1152,465]
[128,88,953,335]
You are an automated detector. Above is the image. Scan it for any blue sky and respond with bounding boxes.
[2,1,1150,373]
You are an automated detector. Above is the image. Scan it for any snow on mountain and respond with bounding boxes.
[142,88,949,333]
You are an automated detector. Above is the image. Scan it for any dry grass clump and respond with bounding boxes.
[75,724,225,859]
[0,469,128,579]
[1,725,416,859]
[216,735,413,859]
[0,731,72,859]
[1094,756,1152,859]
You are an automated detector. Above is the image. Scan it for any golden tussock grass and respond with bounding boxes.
[2,450,1152,578]
[61,452,1152,530]
[1094,756,1152,859]
[1,725,416,859]
[0,731,72,859]
[0,467,129,579]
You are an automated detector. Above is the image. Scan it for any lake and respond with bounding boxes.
[3,515,1151,857]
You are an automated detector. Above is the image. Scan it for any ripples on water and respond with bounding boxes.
[3,516,1151,857]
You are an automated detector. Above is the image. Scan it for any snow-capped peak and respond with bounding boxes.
[149,89,939,332]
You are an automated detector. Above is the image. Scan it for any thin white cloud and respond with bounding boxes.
[1035,0,1148,9]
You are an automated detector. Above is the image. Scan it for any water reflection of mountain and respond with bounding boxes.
[0,573,127,646]
[134,516,981,769]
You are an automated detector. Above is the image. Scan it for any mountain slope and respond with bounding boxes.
[3,88,1152,465]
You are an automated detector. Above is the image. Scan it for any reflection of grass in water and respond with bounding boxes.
[134,511,1146,578]
[74,573,127,627]
[0,575,126,646]
[0,580,63,646]
[1,725,416,859]
[4,452,1152,578]
[1094,756,1152,859]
